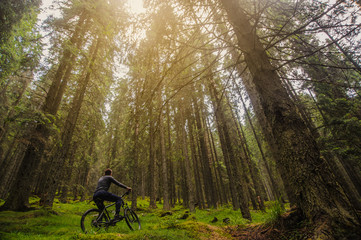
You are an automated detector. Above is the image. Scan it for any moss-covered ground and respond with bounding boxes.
[0,197,281,240]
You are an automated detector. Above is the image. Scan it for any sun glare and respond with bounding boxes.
[127,0,145,14]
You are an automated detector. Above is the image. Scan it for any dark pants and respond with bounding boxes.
[93,190,123,215]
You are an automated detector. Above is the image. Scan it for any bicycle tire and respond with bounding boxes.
[124,208,141,230]
[81,208,109,233]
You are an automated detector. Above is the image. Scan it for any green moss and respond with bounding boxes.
[0,197,280,240]
[77,233,128,239]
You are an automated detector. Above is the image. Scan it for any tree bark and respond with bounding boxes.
[148,102,157,208]
[180,104,195,211]
[159,91,170,210]
[192,97,217,208]
[220,0,360,227]
[188,116,205,209]
[166,104,176,207]
[131,111,140,210]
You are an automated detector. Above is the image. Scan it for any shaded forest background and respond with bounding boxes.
[1,0,361,237]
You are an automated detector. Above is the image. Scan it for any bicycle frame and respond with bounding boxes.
[97,202,116,224]
[95,191,130,224]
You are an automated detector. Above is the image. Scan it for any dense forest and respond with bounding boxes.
[1,0,361,239]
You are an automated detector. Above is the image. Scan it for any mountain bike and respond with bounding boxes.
[80,190,141,233]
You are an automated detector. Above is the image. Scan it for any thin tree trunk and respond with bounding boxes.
[159,91,170,210]
[148,103,157,208]
[229,100,266,210]
[192,97,217,208]
[208,81,251,220]
[188,117,205,209]
[205,118,223,206]
[79,130,97,201]
[131,113,140,210]
[166,104,176,207]
[236,85,282,202]
[180,105,195,211]
[206,117,227,205]
[59,142,78,203]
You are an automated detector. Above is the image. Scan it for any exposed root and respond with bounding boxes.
[226,208,361,240]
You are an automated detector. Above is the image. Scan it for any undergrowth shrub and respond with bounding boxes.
[265,200,285,225]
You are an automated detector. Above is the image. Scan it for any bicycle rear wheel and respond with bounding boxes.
[124,208,141,230]
[81,209,109,233]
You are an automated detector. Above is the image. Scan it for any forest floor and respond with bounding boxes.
[0,196,302,240]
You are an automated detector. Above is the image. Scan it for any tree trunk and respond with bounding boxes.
[40,36,101,207]
[237,85,284,202]
[160,98,170,210]
[131,116,140,210]
[148,102,157,209]
[59,142,78,203]
[1,124,49,210]
[79,129,97,201]
[188,117,205,209]
[166,104,176,207]
[206,117,228,205]
[192,97,217,208]
[0,140,27,199]
[180,104,195,211]
[230,50,285,202]
[221,0,360,227]
[0,12,89,211]
[228,98,266,210]
[208,81,251,220]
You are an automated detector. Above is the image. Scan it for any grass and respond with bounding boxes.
[0,197,283,240]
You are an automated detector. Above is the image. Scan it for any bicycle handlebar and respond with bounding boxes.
[120,189,131,198]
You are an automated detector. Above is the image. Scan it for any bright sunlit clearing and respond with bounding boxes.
[127,0,145,14]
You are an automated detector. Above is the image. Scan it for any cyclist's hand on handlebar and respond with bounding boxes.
[126,187,132,192]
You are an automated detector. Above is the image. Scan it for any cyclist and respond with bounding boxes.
[93,168,132,221]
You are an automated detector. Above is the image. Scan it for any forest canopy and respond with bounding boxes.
[0,0,361,238]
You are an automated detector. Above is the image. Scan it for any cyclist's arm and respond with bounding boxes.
[110,176,129,190]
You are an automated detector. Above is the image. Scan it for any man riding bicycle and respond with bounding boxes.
[93,168,132,221]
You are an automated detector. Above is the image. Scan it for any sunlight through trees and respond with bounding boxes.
[0,0,361,238]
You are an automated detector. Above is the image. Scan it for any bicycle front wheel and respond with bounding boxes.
[124,208,141,230]
[81,208,108,233]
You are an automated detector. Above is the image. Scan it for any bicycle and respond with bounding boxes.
[80,190,141,233]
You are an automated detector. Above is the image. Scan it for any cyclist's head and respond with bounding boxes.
[104,168,112,175]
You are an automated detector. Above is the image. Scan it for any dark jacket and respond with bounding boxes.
[94,175,128,194]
